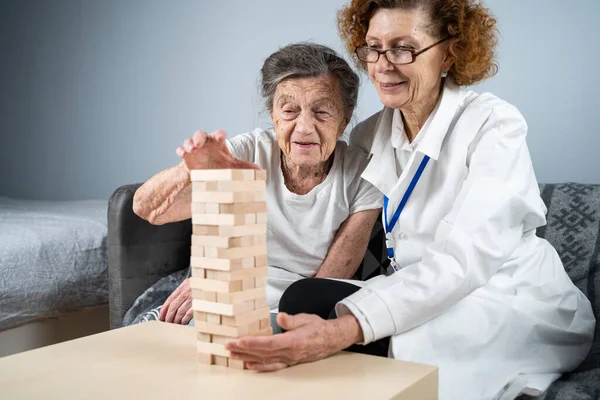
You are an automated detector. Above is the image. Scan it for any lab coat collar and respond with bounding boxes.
[362,81,461,196]
[362,107,397,196]
[414,81,461,161]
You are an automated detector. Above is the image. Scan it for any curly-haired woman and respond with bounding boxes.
[226,1,595,399]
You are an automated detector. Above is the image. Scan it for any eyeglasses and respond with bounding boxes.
[355,37,452,65]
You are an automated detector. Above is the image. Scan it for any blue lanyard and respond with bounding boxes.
[384,155,430,269]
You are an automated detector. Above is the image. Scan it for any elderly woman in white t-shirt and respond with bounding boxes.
[132,43,382,327]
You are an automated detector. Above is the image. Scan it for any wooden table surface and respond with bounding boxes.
[0,321,437,399]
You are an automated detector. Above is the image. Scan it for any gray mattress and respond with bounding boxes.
[0,197,108,330]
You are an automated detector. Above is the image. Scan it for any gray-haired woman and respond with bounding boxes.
[132,43,382,328]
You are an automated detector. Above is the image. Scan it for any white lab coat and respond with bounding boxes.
[336,82,595,400]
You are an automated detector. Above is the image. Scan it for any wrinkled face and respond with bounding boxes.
[366,7,450,110]
[271,74,348,168]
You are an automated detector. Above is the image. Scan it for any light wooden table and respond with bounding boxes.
[0,321,437,399]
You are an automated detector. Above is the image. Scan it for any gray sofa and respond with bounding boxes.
[107,182,600,399]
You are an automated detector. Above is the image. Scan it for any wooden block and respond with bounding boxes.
[256,213,267,224]
[204,245,267,260]
[189,277,243,293]
[193,311,206,322]
[190,169,255,182]
[206,313,221,325]
[254,254,268,267]
[254,170,267,181]
[202,180,266,193]
[204,203,220,214]
[242,278,255,290]
[217,287,266,305]
[193,224,267,238]
[211,335,236,346]
[206,266,268,282]
[192,191,265,204]
[190,246,204,258]
[192,225,219,236]
[192,234,262,249]
[191,202,205,213]
[196,353,213,365]
[254,297,267,309]
[196,341,230,357]
[228,358,246,370]
[255,277,267,288]
[253,326,273,336]
[192,299,255,316]
[221,307,270,327]
[230,235,258,248]
[191,266,206,278]
[219,202,267,214]
[216,224,267,238]
[194,321,251,338]
[191,213,257,226]
[214,356,229,367]
[253,235,267,246]
[248,321,260,333]
[259,318,270,330]
[190,256,254,272]
[192,235,229,248]
[197,332,211,342]
[201,291,217,302]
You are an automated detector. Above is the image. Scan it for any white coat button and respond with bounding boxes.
[398,232,408,241]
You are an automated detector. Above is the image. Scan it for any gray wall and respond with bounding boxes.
[0,0,598,201]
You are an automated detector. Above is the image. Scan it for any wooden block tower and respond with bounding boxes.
[190,169,272,369]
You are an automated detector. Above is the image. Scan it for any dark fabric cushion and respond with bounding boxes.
[536,183,600,400]
[107,184,192,329]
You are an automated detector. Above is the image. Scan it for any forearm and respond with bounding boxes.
[132,161,192,225]
[315,244,364,279]
[329,314,364,349]
[315,209,381,279]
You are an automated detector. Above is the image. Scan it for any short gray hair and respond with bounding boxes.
[260,42,359,121]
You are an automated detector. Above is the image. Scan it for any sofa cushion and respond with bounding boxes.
[536,183,600,399]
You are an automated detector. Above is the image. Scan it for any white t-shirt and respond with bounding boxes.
[226,129,382,308]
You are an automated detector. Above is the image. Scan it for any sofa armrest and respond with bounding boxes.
[107,184,192,329]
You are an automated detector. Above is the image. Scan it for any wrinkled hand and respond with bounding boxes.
[226,313,357,372]
[158,278,193,324]
[175,129,259,172]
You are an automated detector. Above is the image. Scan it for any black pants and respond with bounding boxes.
[278,278,390,358]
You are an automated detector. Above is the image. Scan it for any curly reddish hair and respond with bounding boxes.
[337,0,498,86]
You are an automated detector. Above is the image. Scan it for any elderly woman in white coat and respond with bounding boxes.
[225,1,596,399]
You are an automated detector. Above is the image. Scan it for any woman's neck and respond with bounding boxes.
[281,153,333,195]
[401,85,444,143]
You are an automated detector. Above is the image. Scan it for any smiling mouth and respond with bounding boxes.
[293,142,319,148]
[380,81,406,88]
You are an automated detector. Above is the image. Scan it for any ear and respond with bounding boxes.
[442,59,455,72]
[441,44,455,72]
[337,115,351,138]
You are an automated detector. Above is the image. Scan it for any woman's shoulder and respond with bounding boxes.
[334,140,372,176]
[347,109,388,153]
[228,128,276,146]
[460,89,527,130]
[226,128,278,162]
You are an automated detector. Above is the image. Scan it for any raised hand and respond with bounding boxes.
[175,129,259,172]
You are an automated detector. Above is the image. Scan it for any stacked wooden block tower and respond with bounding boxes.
[190,169,271,369]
